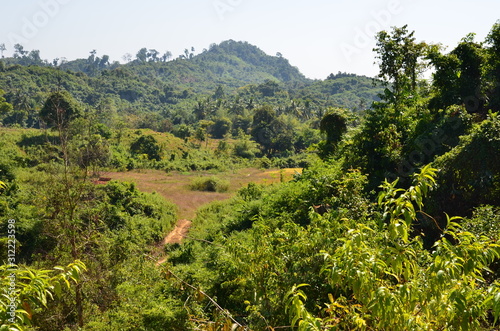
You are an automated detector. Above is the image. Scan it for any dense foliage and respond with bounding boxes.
[1,23,499,330]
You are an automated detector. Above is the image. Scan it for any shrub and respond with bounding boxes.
[130,134,162,161]
[189,176,229,193]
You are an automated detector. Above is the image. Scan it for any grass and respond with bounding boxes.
[102,167,301,220]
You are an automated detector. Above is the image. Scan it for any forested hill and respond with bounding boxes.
[191,40,310,86]
[50,40,311,94]
[0,40,382,128]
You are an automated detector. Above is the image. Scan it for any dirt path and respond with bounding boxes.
[162,219,192,245]
[156,219,192,266]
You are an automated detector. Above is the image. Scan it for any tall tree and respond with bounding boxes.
[39,91,89,327]
[486,21,500,111]
[318,108,348,158]
[0,43,6,58]
[13,44,27,58]
[148,49,159,62]
[40,91,81,130]
[251,105,277,153]
[429,33,487,113]
[161,50,172,62]
[373,25,427,107]
[136,47,148,62]
[453,34,486,113]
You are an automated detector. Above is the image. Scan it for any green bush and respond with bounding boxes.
[130,134,162,161]
[189,176,229,193]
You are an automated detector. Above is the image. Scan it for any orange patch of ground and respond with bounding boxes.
[162,219,192,244]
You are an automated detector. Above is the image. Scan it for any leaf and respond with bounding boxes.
[53,281,62,298]
[22,301,32,320]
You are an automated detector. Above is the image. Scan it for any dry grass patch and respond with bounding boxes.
[102,167,301,220]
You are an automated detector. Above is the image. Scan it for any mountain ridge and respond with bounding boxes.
[0,39,383,127]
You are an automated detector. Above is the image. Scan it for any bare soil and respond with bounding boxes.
[161,219,192,245]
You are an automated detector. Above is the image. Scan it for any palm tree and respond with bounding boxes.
[0,43,6,58]
[161,51,172,62]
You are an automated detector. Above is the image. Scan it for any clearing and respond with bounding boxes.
[102,167,301,265]
[103,167,301,219]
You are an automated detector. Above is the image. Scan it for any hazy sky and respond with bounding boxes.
[1,0,498,79]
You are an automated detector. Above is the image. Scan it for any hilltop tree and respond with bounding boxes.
[161,50,172,62]
[122,53,132,63]
[148,49,159,62]
[136,47,148,63]
[13,44,28,58]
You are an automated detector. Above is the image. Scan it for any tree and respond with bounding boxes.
[233,129,260,159]
[98,54,110,68]
[40,91,81,129]
[130,134,162,161]
[0,89,13,115]
[161,51,172,62]
[258,80,281,97]
[213,85,225,100]
[13,44,27,58]
[136,47,148,63]
[374,25,427,107]
[28,49,42,64]
[173,124,192,141]
[318,108,348,158]
[0,43,6,58]
[429,33,488,113]
[180,48,195,60]
[148,49,159,62]
[427,46,461,109]
[70,115,111,175]
[211,117,232,139]
[122,53,132,63]
[486,21,500,111]
[251,105,277,153]
[196,120,215,146]
[0,261,86,330]
[452,34,487,113]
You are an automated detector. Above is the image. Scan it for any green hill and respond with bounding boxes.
[0,40,383,128]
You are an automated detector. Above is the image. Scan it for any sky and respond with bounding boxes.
[0,0,499,79]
